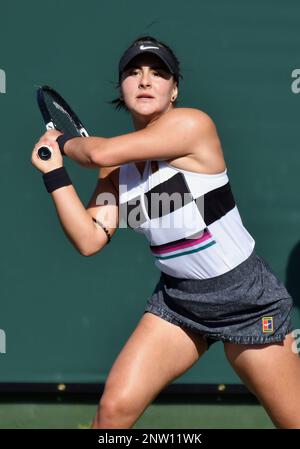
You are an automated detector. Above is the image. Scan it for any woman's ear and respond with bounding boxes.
[171,84,178,102]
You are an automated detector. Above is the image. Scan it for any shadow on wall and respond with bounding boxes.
[285,242,300,324]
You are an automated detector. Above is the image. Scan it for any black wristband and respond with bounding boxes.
[56,134,75,155]
[43,167,72,193]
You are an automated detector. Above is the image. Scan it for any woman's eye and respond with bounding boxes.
[127,69,138,75]
[127,69,164,77]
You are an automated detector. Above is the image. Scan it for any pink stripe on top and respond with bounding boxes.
[151,230,212,254]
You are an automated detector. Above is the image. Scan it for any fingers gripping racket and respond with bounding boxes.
[36,85,88,160]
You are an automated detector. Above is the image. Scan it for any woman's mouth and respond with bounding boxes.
[136,94,154,100]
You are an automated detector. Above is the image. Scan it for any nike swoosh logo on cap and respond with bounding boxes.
[140,45,159,50]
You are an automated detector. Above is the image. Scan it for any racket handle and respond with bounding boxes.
[37,145,52,160]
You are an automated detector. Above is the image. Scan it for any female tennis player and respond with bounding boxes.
[31,35,300,429]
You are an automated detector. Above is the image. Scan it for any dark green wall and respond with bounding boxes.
[0,0,299,386]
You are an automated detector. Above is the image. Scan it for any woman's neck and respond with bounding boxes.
[132,113,158,130]
[131,104,175,130]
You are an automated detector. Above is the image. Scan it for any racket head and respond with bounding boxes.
[37,85,88,137]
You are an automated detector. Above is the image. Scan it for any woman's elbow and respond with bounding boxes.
[79,248,94,257]
[90,150,112,167]
[78,240,106,256]
[90,140,115,167]
[79,247,100,257]
[77,240,102,256]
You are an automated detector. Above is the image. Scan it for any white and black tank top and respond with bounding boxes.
[119,160,255,279]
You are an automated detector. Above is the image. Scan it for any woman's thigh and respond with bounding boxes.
[224,331,300,428]
[100,311,208,413]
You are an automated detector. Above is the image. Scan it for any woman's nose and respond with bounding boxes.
[139,71,151,87]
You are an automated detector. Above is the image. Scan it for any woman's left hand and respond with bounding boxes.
[36,129,63,147]
[31,129,64,174]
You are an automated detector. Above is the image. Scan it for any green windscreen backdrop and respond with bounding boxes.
[1,0,300,388]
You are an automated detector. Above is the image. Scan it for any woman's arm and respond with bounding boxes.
[84,164,119,254]
[49,164,119,256]
[31,140,119,256]
[63,108,216,167]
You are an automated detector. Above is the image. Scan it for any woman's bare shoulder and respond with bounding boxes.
[162,107,217,131]
[168,106,214,118]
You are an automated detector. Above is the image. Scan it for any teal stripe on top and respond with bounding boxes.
[154,240,216,260]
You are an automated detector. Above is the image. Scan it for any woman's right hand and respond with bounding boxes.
[31,136,63,174]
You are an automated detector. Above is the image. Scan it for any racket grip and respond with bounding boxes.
[37,145,53,160]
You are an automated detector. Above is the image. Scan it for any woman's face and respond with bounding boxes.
[120,53,178,123]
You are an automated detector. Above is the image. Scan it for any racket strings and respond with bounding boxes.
[44,93,82,137]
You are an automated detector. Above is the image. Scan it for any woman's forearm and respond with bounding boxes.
[49,184,105,255]
[63,136,107,168]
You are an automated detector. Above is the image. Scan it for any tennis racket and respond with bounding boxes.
[36,85,88,160]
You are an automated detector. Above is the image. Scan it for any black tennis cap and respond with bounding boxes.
[119,39,180,84]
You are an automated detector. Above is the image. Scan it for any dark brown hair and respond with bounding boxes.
[108,35,183,112]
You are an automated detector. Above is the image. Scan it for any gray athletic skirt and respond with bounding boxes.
[144,249,294,349]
